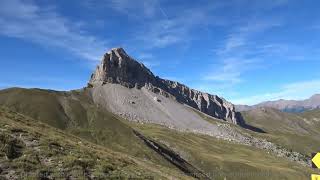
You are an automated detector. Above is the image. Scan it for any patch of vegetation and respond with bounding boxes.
[0,133,24,160]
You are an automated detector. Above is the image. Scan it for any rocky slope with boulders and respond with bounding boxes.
[89,47,243,125]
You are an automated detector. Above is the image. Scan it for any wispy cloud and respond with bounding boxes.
[132,2,219,48]
[136,53,160,68]
[222,35,246,53]
[0,0,108,61]
[201,20,281,88]
[203,58,261,85]
[109,0,158,18]
[137,53,154,60]
[137,19,185,48]
[232,79,320,105]
[257,43,320,62]
[85,0,210,54]
[84,0,162,19]
[217,20,282,55]
[193,18,286,97]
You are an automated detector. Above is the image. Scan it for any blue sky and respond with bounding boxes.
[0,0,319,105]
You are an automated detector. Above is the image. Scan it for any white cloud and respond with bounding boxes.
[217,20,282,55]
[0,0,108,61]
[231,79,320,105]
[85,0,204,49]
[109,0,158,18]
[196,19,286,96]
[135,52,160,68]
[202,20,283,90]
[203,58,262,85]
[137,53,154,60]
[223,35,246,53]
[133,3,218,48]
[136,19,189,48]
[84,0,161,19]
[256,43,320,62]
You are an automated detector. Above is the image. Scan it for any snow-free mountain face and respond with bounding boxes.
[89,47,244,125]
[236,94,320,112]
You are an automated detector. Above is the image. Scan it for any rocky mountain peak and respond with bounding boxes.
[108,47,130,61]
[88,48,244,125]
[89,47,155,88]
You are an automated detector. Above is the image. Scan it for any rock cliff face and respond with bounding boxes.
[89,48,156,88]
[89,48,244,125]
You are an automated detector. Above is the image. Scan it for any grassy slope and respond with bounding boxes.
[0,108,189,179]
[300,109,320,128]
[132,123,319,180]
[301,109,320,117]
[0,88,176,170]
[242,108,320,155]
[1,88,320,179]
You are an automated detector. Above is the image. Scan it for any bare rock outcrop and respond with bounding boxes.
[89,48,156,88]
[89,48,244,125]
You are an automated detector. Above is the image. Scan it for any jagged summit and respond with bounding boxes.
[106,47,133,62]
[110,47,126,52]
[88,48,244,125]
[89,47,155,88]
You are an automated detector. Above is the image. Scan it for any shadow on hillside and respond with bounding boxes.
[241,123,266,133]
[133,130,211,180]
[236,112,266,133]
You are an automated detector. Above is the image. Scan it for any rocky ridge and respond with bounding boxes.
[89,48,243,125]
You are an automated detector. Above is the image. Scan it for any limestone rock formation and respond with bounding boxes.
[89,48,244,125]
[89,48,156,88]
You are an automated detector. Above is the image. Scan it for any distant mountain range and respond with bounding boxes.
[236,94,320,112]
